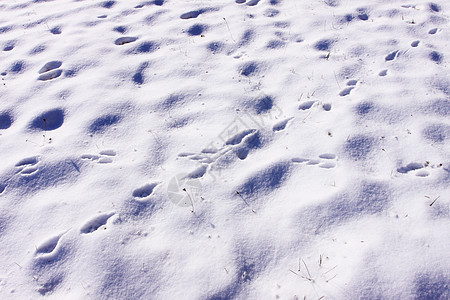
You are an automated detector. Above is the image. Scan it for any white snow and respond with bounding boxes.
[0,0,449,299]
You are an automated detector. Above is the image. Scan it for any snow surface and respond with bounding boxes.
[0,0,449,299]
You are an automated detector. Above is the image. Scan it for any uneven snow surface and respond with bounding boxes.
[0,0,449,299]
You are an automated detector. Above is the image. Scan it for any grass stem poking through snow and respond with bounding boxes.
[223,18,235,43]
[236,191,256,213]
[182,187,195,213]
[42,118,47,146]
[429,196,440,207]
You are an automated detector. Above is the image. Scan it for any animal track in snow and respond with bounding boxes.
[38,61,63,81]
[396,161,443,177]
[385,50,399,61]
[81,149,116,164]
[132,183,158,199]
[39,61,62,74]
[38,70,62,81]
[292,153,337,169]
[339,79,358,96]
[178,128,261,179]
[273,117,294,132]
[180,8,214,20]
[3,42,14,51]
[236,0,260,5]
[322,103,332,111]
[379,69,388,76]
[225,129,256,145]
[115,36,138,45]
[35,232,66,257]
[246,0,261,6]
[80,212,115,234]
[428,28,438,35]
[298,101,316,110]
[15,156,40,176]
[297,101,332,111]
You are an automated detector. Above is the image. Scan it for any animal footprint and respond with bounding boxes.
[247,0,260,6]
[178,128,261,179]
[339,80,358,96]
[80,212,115,234]
[38,61,63,81]
[322,103,332,111]
[273,117,294,132]
[35,232,66,258]
[292,153,337,169]
[298,101,316,110]
[411,41,420,47]
[81,149,116,164]
[39,61,62,74]
[0,183,6,194]
[379,69,388,76]
[133,183,158,199]
[180,9,206,19]
[428,28,439,35]
[15,156,40,176]
[385,50,399,61]
[115,36,138,45]
[396,162,438,177]
[225,129,256,146]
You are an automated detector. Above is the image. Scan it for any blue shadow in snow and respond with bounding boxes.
[430,51,443,64]
[254,95,274,114]
[344,135,375,160]
[423,123,449,142]
[30,109,64,131]
[187,24,207,36]
[414,273,449,300]
[238,162,291,198]
[240,62,260,77]
[101,1,115,8]
[0,112,13,129]
[10,61,25,73]
[208,41,224,54]
[89,114,121,134]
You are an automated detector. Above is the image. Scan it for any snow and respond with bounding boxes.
[0,0,449,299]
